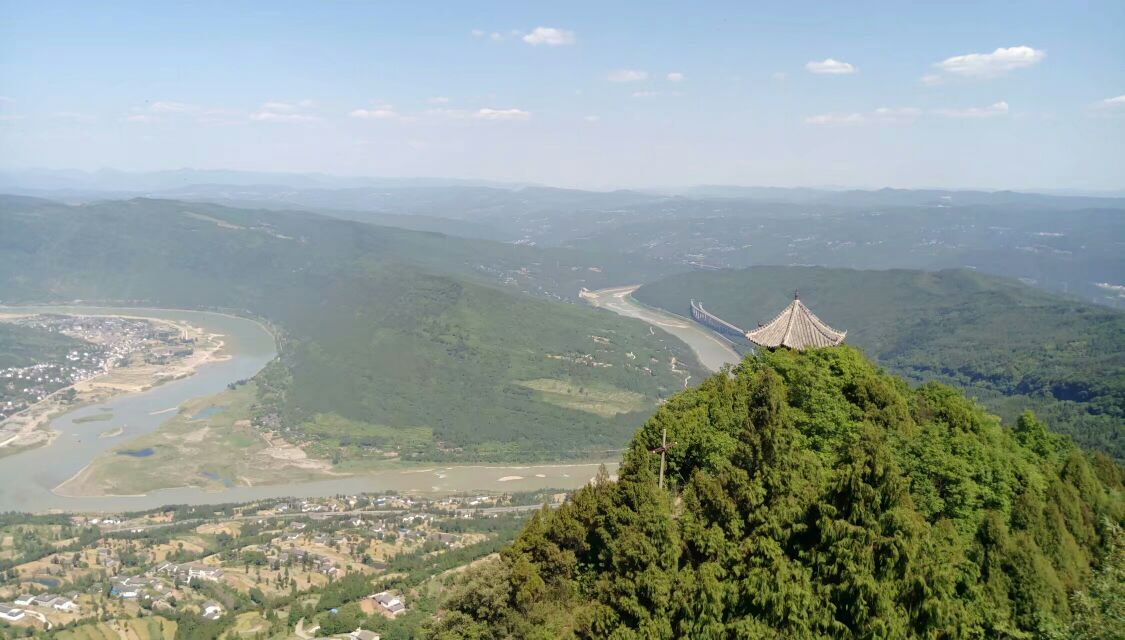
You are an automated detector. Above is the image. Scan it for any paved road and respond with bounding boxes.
[582,286,742,372]
[105,504,553,533]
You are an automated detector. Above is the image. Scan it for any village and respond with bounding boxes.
[0,490,552,639]
[0,314,195,422]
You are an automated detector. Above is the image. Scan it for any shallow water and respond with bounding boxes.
[0,306,276,512]
[0,306,613,513]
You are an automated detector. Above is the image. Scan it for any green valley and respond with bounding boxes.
[0,196,703,461]
[634,267,1125,460]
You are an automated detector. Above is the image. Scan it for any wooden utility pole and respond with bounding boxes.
[650,428,675,489]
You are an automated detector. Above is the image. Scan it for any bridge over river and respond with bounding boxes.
[581,286,742,372]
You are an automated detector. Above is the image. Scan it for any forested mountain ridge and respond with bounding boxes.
[634,267,1125,460]
[0,196,704,460]
[432,347,1124,638]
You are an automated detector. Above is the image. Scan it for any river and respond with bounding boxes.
[582,286,743,372]
[0,306,616,513]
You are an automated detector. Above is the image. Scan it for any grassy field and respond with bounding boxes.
[55,383,334,496]
[54,617,176,640]
[515,378,650,417]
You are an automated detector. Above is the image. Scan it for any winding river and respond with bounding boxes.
[582,286,742,372]
[0,306,616,513]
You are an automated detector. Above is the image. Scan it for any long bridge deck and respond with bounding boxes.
[689,300,746,341]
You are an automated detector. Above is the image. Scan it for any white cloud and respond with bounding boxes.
[808,102,1011,125]
[872,107,922,122]
[805,106,921,126]
[608,69,648,83]
[805,113,865,125]
[522,27,575,46]
[632,90,660,98]
[666,72,685,82]
[427,96,450,104]
[490,32,503,41]
[473,108,530,121]
[805,58,856,75]
[1096,94,1125,109]
[0,114,25,122]
[150,101,197,113]
[772,72,787,81]
[251,111,318,122]
[251,100,318,123]
[920,74,943,86]
[124,114,157,123]
[471,29,485,38]
[934,101,1010,118]
[261,101,295,112]
[934,46,1045,78]
[583,115,600,122]
[349,108,398,119]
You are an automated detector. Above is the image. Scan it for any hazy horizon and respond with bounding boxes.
[3,165,1125,197]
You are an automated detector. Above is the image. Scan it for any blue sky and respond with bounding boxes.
[1,1,1122,190]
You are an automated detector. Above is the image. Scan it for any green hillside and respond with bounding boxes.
[0,321,87,368]
[432,347,1124,638]
[633,267,1125,459]
[0,196,704,460]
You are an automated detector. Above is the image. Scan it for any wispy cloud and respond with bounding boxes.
[631,91,660,98]
[522,27,575,46]
[349,107,398,120]
[149,101,198,113]
[666,72,685,82]
[804,112,865,125]
[931,46,1045,80]
[806,104,1008,125]
[1095,94,1125,109]
[251,100,318,123]
[473,108,530,121]
[124,114,157,124]
[583,115,600,123]
[608,69,648,83]
[806,58,856,75]
[427,96,450,104]
[933,101,1009,118]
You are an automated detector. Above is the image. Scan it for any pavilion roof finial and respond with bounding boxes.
[794,289,800,300]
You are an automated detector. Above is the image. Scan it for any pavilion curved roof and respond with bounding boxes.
[745,294,846,350]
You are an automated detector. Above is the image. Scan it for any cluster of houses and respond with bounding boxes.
[107,562,223,605]
[153,561,224,583]
[0,314,186,419]
[0,593,80,623]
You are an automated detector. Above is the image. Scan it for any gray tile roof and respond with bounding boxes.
[746,294,845,350]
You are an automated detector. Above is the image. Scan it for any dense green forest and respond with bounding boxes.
[431,347,1124,638]
[0,196,704,460]
[634,267,1125,460]
[0,321,86,368]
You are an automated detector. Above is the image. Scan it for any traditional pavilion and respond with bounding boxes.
[745,292,846,350]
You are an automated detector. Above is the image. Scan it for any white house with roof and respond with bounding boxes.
[0,605,25,622]
[370,591,406,617]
